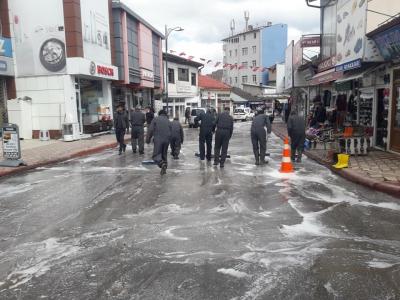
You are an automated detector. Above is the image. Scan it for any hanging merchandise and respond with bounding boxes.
[359,91,373,127]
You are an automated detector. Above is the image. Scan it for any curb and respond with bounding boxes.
[0,138,130,179]
[272,127,400,199]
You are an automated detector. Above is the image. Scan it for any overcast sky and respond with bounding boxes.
[123,0,320,73]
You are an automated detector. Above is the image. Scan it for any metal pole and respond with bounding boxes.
[165,25,169,117]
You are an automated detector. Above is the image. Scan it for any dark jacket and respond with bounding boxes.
[171,120,184,143]
[130,110,146,127]
[114,111,129,130]
[195,111,215,134]
[216,112,234,137]
[251,114,272,134]
[146,111,154,125]
[146,115,172,143]
[287,114,306,141]
[314,106,327,123]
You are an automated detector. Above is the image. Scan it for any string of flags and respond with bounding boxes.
[169,50,270,72]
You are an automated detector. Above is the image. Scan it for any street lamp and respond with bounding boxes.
[164,25,184,118]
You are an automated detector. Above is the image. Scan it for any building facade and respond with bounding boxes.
[111,2,164,110]
[222,23,287,88]
[0,0,15,126]
[8,0,119,139]
[163,53,202,121]
[198,75,231,113]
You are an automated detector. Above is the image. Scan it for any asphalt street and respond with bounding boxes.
[0,121,399,299]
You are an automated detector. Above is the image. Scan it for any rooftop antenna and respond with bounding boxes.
[244,11,250,31]
[230,19,235,36]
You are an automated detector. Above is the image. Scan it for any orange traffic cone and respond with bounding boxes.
[280,137,294,173]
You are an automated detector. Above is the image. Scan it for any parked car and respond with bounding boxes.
[233,107,254,122]
[189,108,207,128]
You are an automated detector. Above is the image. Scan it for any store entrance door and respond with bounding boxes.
[391,71,400,152]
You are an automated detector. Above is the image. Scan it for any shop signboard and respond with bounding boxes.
[0,37,13,58]
[81,0,112,65]
[284,41,294,90]
[335,58,361,72]
[371,24,400,61]
[318,56,336,72]
[335,0,367,68]
[301,35,321,48]
[0,123,25,167]
[310,69,343,85]
[67,58,118,80]
[0,57,15,76]
[10,0,66,76]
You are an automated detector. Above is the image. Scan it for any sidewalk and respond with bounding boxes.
[272,121,400,198]
[0,133,129,178]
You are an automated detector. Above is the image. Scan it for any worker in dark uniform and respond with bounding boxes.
[195,108,215,161]
[214,107,234,168]
[287,109,306,163]
[114,103,128,155]
[251,108,272,165]
[170,117,184,159]
[130,105,146,154]
[146,110,172,175]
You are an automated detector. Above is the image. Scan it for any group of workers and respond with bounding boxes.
[114,102,305,175]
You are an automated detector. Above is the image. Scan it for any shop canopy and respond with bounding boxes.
[309,69,343,86]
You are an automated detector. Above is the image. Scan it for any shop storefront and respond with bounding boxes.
[391,68,400,152]
[0,37,14,126]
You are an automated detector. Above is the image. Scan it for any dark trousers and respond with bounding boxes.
[290,135,305,161]
[251,129,266,162]
[199,131,213,160]
[115,128,126,150]
[214,129,230,165]
[153,139,169,168]
[131,126,144,153]
[170,137,182,157]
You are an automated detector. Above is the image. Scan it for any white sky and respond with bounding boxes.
[122,0,320,73]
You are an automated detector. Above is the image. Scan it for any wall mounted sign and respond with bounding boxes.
[318,56,336,72]
[301,36,321,48]
[335,58,362,72]
[0,37,13,58]
[371,24,400,61]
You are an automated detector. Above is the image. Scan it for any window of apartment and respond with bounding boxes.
[235,77,238,83]
[168,68,175,83]
[242,76,248,83]
[229,50,232,57]
[191,73,196,86]
[252,75,257,83]
[252,60,257,67]
[235,49,238,56]
[252,46,257,54]
[243,34,246,41]
[242,62,248,68]
[178,68,189,81]
[254,32,257,39]
[242,47,248,56]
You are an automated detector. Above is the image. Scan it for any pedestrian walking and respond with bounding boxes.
[123,105,130,134]
[287,109,306,163]
[184,107,191,124]
[214,107,234,168]
[146,106,155,126]
[114,103,128,155]
[170,117,184,159]
[195,108,215,161]
[130,105,146,154]
[146,110,172,175]
[251,108,271,165]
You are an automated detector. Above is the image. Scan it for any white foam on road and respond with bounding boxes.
[217,268,249,279]
[161,226,189,241]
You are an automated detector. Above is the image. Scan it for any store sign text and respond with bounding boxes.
[97,65,114,77]
[318,56,336,72]
[301,36,321,48]
[335,59,362,72]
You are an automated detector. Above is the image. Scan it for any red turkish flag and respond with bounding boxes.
[179,52,186,56]
[187,56,195,60]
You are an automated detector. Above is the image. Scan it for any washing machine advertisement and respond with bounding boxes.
[80,0,112,65]
[11,0,66,76]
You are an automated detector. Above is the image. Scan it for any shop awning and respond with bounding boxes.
[309,69,343,85]
[335,73,363,84]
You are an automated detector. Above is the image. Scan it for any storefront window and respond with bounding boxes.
[80,79,111,134]
[395,87,400,128]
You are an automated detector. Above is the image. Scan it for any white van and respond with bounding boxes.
[233,107,254,122]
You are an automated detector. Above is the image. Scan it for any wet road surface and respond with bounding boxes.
[0,122,399,299]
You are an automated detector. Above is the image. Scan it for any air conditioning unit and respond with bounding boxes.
[62,123,80,142]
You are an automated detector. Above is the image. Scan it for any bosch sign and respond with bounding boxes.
[97,65,114,77]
